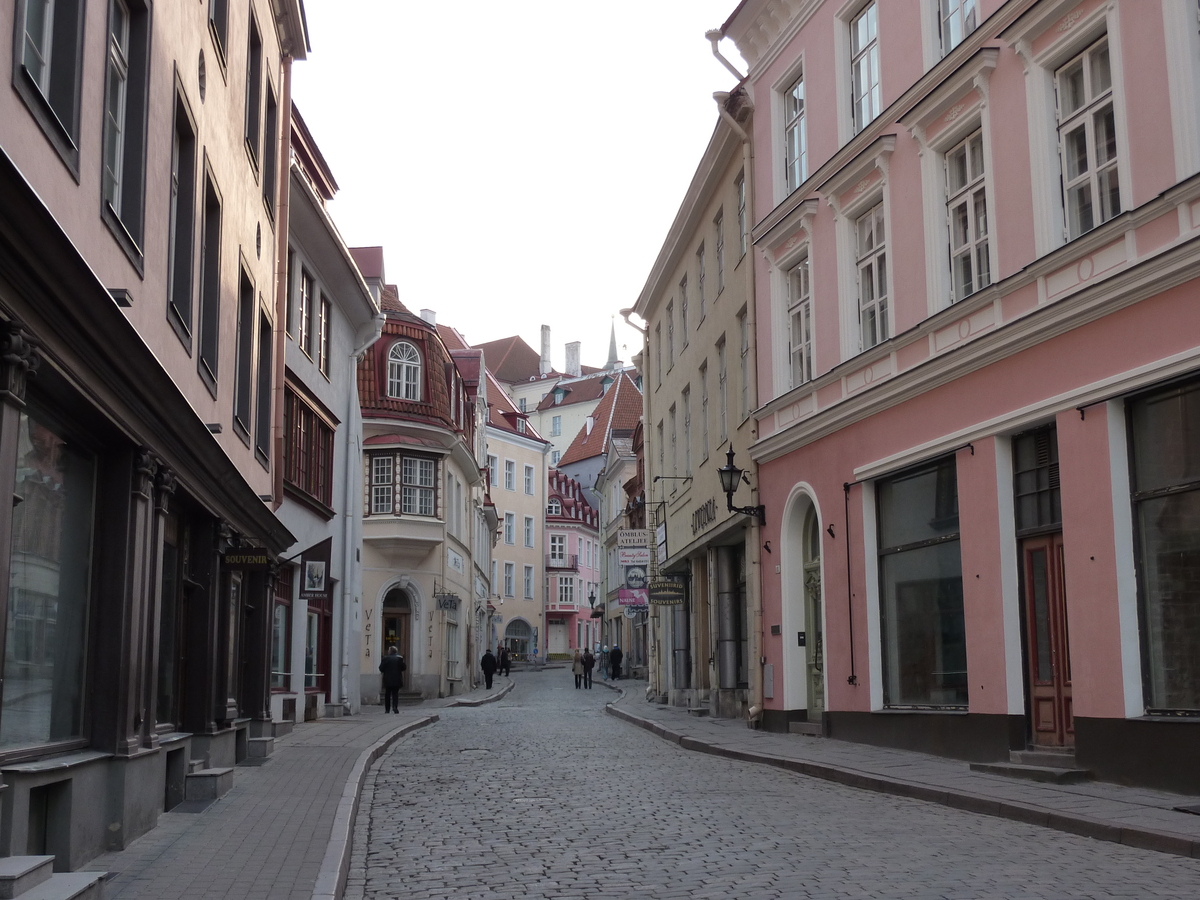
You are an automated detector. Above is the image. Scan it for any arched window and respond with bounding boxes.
[387,341,422,400]
[547,497,561,516]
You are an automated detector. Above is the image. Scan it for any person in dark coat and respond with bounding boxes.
[378,646,406,713]
[481,649,498,689]
[582,648,595,689]
[610,644,624,680]
[498,646,511,677]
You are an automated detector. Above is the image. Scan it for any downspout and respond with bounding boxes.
[706,29,745,82]
[272,57,294,511]
[339,314,384,708]
[714,90,764,728]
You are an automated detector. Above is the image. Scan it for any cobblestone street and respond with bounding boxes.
[350,677,1200,899]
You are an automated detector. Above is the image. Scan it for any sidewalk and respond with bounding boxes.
[605,681,1200,860]
[82,680,513,900]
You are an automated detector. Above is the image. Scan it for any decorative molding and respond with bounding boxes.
[0,320,40,406]
[900,48,999,151]
[155,466,177,514]
[819,135,896,219]
[134,448,159,496]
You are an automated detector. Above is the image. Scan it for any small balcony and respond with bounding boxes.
[546,554,578,571]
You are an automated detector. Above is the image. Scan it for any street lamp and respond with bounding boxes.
[717,446,765,525]
[588,589,602,619]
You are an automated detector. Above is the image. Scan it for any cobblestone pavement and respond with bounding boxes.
[352,676,1200,900]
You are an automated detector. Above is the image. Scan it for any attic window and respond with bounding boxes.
[547,497,561,515]
[553,388,565,405]
[516,418,526,434]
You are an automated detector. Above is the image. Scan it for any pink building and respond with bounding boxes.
[721,0,1200,793]
[544,469,602,656]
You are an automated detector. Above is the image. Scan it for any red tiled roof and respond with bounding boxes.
[485,370,546,442]
[436,323,470,352]
[535,370,622,411]
[558,372,642,466]
[473,335,548,384]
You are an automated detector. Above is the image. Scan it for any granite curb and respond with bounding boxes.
[310,715,439,900]
[605,700,1200,861]
[448,679,516,707]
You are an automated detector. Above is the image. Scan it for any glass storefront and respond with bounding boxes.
[2,408,95,750]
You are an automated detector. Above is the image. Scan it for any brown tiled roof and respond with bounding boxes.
[547,468,599,528]
[473,335,549,384]
[485,370,546,443]
[349,246,384,280]
[535,370,626,412]
[558,372,642,466]
[436,323,470,352]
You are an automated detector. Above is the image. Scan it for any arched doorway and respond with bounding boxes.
[783,490,824,721]
[504,619,533,659]
[382,588,412,664]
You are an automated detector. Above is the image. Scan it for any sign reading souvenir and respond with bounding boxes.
[618,547,652,567]
[299,537,333,602]
[649,580,686,605]
[617,528,651,548]
[223,547,271,570]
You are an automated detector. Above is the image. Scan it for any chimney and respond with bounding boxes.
[565,341,581,377]
[540,325,552,376]
[420,309,436,325]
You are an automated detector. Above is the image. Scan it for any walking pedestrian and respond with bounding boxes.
[599,645,610,681]
[499,646,511,677]
[572,649,584,689]
[582,647,595,689]
[481,648,497,690]
[378,646,406,714]
[610,644,624,680]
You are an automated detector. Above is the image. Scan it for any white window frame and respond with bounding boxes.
[504,459,515,491]
[504,562,514,598]
[945,129,991,302]
[736,172,748,257]
[102,0,130,215]
[1008,3,1131,258]
[783,71,807,193]
[487,454,498,489]
[939,0,978,57]
[549,533,566,563]
[1055,37,1121,242]
[387,341,422,401]
[666,301,675,368]
[558,577,574,606]
[524,515,534,548]
[524,464,535,495]
[547,497,562,515]
[787,253,813,388]
[682,386,692,476]
[401,456,435,516]
[551,415,561,436]
[680,278,689,346]
[1161,0,1200,181]
[550,450,560,466]
[717,338,728,444]
[371,454,394,515]
[524,565,534,599]
[715,210,725,295]
[855,202,888,351]
[850,2,881,135]
[699,361,709,461]
[697,243,706,319]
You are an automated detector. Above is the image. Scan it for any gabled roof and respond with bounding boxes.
[558,372,642,466]
[485,369,547,443]
[473,335,549,384]
[436,323,470,352]
[349,246,384,281]
[536,369,628,412]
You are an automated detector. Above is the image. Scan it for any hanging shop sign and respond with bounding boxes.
[617,588,648,608]
[435,592,461,611]
[618,547,651,567]
[223,547,271,570]
[648,580,686,605]
[299,537,334,602]
[656,522,668,566]
[617,529,651,548]
[624,566,647,590]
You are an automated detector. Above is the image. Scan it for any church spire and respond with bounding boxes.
[606,319,620,370]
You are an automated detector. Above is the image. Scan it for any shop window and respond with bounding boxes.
[2,406,95,750]
[877,456,967,708]
[271,565,293,690]
[1129,378,1200,713]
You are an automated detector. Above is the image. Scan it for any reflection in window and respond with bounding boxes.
[1130,378,1200,712]
[2,409,95,749]
[877,456,966,708]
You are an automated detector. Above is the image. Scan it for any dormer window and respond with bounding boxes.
[387,341,422,401]
[547,497,561,515]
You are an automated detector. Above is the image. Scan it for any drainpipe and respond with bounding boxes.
[272,57,294,512]
[339,315,384,708]
[714,90,764,728]
[705,29,745,82]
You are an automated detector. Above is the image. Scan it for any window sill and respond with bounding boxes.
[875,707,969,715]
[13,66,80,181]
[167,303,193,354]
[199,359,218,399]
[101,202,146,278]
[284,481,335,520]
[232,416,251,447]
[208,22,229,80]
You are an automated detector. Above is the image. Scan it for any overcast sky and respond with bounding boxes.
[290,1,745,373]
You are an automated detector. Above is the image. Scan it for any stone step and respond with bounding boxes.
[0,856,54,899]
[273,720,294,738]
[1010,748,1078,767]
[184,766,234,801]
[788,720,826,737]
[394,692,423,706]
[17,873,104,900]
[187,758,207,775]
[323,703,344,718]
[970,761,1093,784]
[686,707,709,717]
[246,737,273,759]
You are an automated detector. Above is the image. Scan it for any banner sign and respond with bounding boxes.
[223,548,271,570]
[618,547,651,567]
[624,566,647,590]
[299,537,334,602]
[618,588,648,607]
[649,580,686,605]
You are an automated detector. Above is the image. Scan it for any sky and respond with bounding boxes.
[290,0,745,374]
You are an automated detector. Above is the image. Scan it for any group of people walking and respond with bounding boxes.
[572,644,623,689]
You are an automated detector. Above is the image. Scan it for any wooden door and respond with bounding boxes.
[1022,533,1073,746]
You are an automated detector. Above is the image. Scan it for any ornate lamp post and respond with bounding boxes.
[716,447,765,525]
